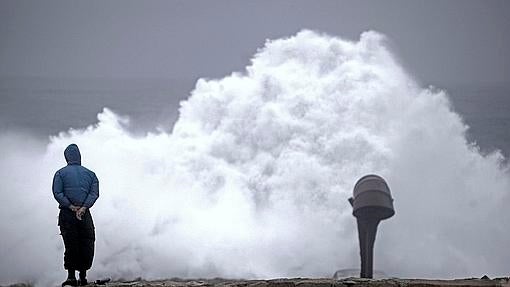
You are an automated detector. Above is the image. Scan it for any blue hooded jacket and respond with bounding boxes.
[52,144,99,209]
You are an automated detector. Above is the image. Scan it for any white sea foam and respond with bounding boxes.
[1,30,509,286]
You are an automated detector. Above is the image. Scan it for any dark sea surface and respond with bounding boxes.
[1,77,509,159]
[0,77,195,137]
[446,85,510,159]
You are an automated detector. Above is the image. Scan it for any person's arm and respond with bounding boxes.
[82,172,99,208]
[52,171,74,209]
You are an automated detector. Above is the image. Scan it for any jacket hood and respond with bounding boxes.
[64,144,81,165]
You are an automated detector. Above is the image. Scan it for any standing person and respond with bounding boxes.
[53,144,99,286]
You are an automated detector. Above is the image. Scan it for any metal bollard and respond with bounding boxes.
[349,175,394,278]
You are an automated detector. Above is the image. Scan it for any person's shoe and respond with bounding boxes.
[61,278,78,287]
[78,278,88,286]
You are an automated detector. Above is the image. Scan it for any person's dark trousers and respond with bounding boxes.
[356,217,381,278]
[59,208,95,272]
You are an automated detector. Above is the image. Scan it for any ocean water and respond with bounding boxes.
[1,31,509,285]
[447,85,510,158]
[0,77,194,137]
[1,78,509,158]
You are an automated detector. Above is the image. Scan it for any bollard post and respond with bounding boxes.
[349,175,394,278]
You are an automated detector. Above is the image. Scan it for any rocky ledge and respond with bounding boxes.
[4,277,510,287]
[94,277,510,287]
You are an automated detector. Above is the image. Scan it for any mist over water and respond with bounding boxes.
[1,30,509,286]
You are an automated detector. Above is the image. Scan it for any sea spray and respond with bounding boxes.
[1,30,509,286]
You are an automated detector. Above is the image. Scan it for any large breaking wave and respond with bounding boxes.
[1,30,509,286]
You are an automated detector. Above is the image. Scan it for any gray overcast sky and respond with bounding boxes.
[1,0,509,87]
